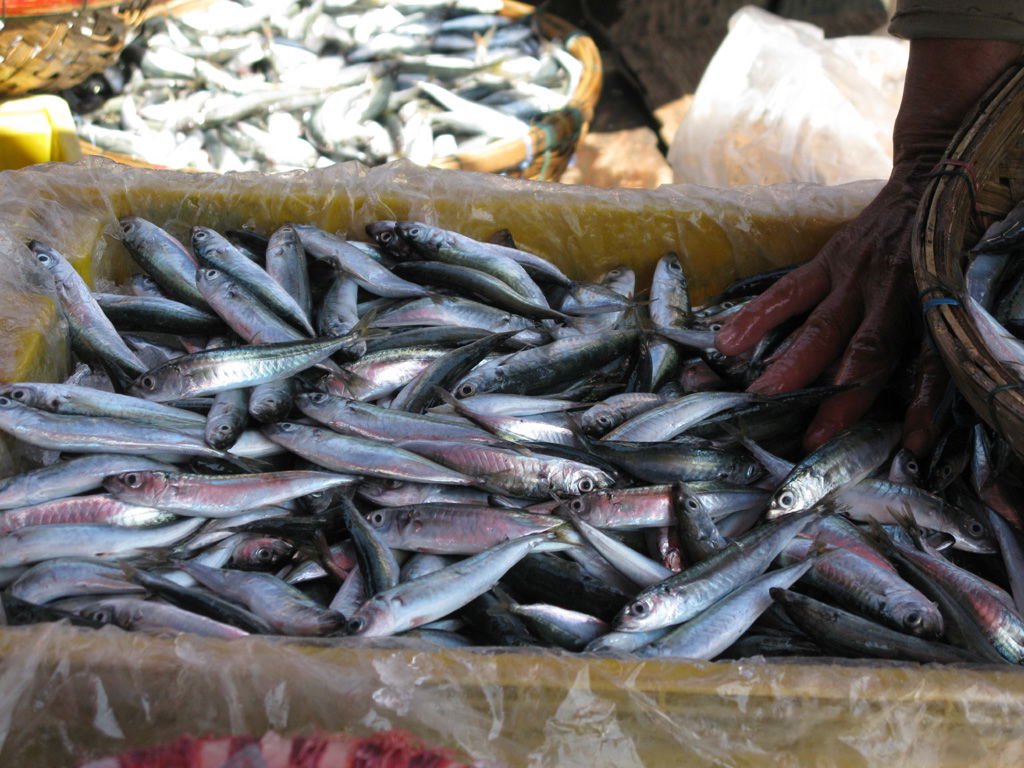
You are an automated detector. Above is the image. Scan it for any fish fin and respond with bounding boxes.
[560,412,593,448]
[431,386,523,447]
[116,559,142,582]
[294,529,347,588]
[125,547,179,570]
[550,520,583,547]
[472,468,531,495]
[220,452,272,474]
[1,594,105,628]
[488,228,517,248]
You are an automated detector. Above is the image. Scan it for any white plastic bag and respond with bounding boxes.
[668,6,908,187]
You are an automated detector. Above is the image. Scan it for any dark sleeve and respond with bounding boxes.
[889,0,1024,43]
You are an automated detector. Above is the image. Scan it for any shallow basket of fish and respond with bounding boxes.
[913,60,1024,462]
[0,0,185,98]
[429,0,602,181]
[72,0,601,180]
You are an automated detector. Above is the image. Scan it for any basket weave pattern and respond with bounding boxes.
[428,1,602,182]
[0,1,168,97]
[913,59,1024,460]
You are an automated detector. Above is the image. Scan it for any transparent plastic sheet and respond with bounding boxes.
[668,6,909,187]
[1,623,1024,767]
[0,157,985,766]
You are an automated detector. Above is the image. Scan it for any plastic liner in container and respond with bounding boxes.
[0,157,971,767]
[1,623,1023,767]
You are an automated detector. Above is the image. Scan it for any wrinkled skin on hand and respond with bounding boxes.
[716,38,1023,457]
[716,168,934,454]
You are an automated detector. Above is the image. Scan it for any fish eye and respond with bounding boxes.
[608,268,622,277]
[568,498,586,513]
[628,601,648,617]
[905,458,919,473]
[217,423,231,433]
[0,397,10,407]
[595,413,612,427]
[967,520,985,537]
[903,611,922,629]
[777,491,796,509]
[123,473,141,488]
[456,382,476,398]
[36,253,50,264]
[278,423,296,432]
[347,617,366,634]
[709,323,722,333]
[139,375,156,390]
[368,511,385,526]
[379,231,394,244]
[308,393,328,404]
[685,498,699,511]
[203,269,219,279]
[722,301,735,309]
[193,230,207,241]
[7,388,28,401]
[254,547,275,563]
[668,260,681,271]
[407,226,420,238]
[89,607,114,624]
[940,465,953,478]
[121,221,134,234]
[577,477,596,494]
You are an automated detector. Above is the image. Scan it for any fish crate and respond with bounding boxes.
[913,59,1024,464]
[0,0,184,98]
[2,158,1000,767]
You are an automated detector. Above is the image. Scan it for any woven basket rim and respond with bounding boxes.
[427,0,602,180]
[912,57,1024,455]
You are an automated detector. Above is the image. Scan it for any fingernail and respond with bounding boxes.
[747,379,781,396]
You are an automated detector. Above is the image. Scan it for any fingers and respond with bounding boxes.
[902,341,950,457]
[715,262,830,356]
[802,279,911,450]
[746,288,862,395]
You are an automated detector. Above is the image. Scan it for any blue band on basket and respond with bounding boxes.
[929,159,977,188]
[923,297,960,312]
[928,159,981,224]
[985,383,1024,402]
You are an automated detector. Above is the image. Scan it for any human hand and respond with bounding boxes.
[715,38,1022,456]
[714,170,945,454]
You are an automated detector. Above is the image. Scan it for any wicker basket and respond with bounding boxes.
[430,0,602,182]
[913,59,1024,460]
[0,0,182,97]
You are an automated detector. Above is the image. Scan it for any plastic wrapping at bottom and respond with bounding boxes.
[0,623,1022,767]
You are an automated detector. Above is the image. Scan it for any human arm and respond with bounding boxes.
[715,37,1023,456]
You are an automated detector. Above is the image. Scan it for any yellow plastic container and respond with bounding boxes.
[2,159,1016,768]
[0,95,83,170]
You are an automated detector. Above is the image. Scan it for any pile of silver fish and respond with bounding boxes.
[70,0,579,172]
[963,199,1024,370]
[2,211,1023,667]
